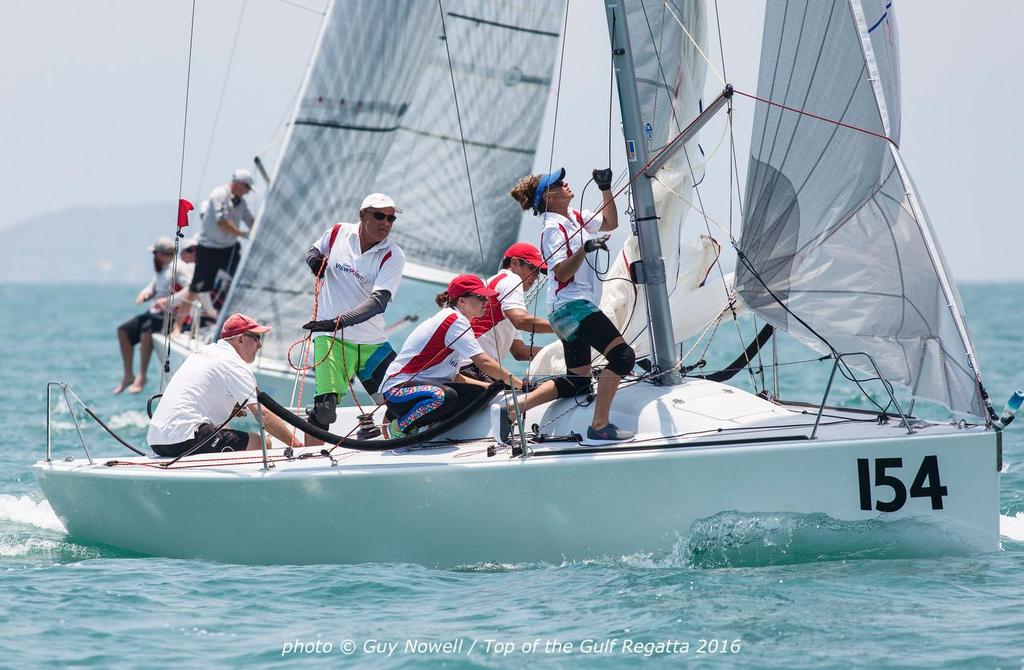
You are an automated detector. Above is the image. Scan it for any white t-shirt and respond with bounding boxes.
[147,339,258,446]
[470,269,526,361]
[197,185,254,249]
[381,308,484,393]
[541,208,605,311]
[144,262,193,316]
[313,223,405,344]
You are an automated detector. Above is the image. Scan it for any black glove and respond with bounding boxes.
[301,318,341,333]
[584,235,610,253]
[306,248,327,278]
[592,168,613,191]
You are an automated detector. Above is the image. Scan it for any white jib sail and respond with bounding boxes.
[736,0,988,418]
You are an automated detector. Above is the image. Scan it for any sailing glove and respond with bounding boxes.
[584,235,610,253]
[302,317,341,333]
[306,247,328,278]
[592,168,613,191]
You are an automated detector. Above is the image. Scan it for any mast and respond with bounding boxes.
[604,1,681,385]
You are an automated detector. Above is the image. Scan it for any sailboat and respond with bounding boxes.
[36,0,1005,567]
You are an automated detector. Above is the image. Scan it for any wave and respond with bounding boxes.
[106,410,150,430]
[1000,513,1024,542]
[0,495,65,532]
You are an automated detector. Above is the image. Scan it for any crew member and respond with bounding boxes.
[300,193,405,431]
[113,236,191,394]
[147,313,304,457]
[469,242,552,367]
[174,168,256,333]
[380,274,523,438]
[507,167,637,442]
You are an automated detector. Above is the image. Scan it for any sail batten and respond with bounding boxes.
[737,0,987,418]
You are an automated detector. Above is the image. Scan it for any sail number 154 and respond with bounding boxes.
[856,456,947,512]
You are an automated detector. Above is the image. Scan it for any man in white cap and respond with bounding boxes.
[173,168,256,333]
[114,236,192,394]
[300,193,406,433]
[148,313,305,458]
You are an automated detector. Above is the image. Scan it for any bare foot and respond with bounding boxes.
[113,377,133,394]
[127,377,147,394]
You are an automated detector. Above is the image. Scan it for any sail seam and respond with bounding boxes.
[398,127,533,155]
[446,11,559,38]
[293,119,401,133]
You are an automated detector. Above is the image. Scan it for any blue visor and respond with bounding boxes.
[532,167,566,211]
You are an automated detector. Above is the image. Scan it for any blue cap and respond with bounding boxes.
[532,167,566,211]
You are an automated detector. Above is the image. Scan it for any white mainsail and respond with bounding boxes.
[736,0,988,418]
[378,2,566,280]
[220,1,566,365]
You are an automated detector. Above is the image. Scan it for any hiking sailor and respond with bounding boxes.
[508,167,637,442]
[113,236,192,395]
[465,242,552,376]
[173,168,256,333]
[300,193,405,431]
[147,313,304,457]
[380,274,524,439]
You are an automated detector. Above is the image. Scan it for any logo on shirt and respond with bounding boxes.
[335,262,369,284]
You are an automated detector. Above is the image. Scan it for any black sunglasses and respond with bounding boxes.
[370,211,397,223]
[243,332,263,344]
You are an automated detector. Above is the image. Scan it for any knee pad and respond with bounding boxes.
[309,393,338,429]
[553,374,591,399]
[605,343,636,376]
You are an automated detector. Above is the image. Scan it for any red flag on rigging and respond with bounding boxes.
[177,199,194,228]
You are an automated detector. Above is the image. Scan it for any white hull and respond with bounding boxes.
[35,381,1000,566]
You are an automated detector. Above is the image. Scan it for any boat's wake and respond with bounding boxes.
[0,494,64,531]
[999,513,1024,542]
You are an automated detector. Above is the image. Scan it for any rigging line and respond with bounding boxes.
[547,0,571,174]
[160,0,198,394]
[273,0,326,16]
[195,0,248,202]
[437,0,486,269]
[733,89,897,147]
[660,0,724,85]
[712,0,728,83]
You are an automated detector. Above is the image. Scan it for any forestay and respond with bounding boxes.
[377,2,566,280]
[737,0,987,418]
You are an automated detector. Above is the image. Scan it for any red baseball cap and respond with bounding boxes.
[221,313,272,339]
[447,274,499,301]
[503,242,547,272]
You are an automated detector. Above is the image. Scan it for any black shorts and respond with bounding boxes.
[560,309,624,370]
[118,312,164,346]
[190,243,241,293]
[151,423,250,458]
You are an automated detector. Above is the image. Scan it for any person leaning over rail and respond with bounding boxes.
[461,243,552,381]
[114,236,192,395]
[506,167,636,443]
[300,193,406,432]
[173,168,256,334]
[147,313,304,457]
[379,274,524,439]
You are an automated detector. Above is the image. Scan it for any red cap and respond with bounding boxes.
[221,313,271,339]
[503,242,547,272]
[447,274,499,301]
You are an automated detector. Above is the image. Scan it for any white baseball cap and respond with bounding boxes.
[148,236,175,254]
[231,168,255,189]
[181,236,199,251]
[359,192,402,213]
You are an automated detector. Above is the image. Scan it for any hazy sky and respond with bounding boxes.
[2,1,1021,280]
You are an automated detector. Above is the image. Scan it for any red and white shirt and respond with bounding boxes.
[381,308,484,393]
[540,208,604,311]
[470,269,526,361]
[313,222,405,344]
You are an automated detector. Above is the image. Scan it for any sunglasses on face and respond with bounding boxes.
[369,211,397,223]
[243,332,263,345]
[464,293,487,302]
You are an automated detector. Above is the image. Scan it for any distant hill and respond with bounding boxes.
[0,203,187,285]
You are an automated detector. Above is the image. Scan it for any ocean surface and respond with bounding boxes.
[2,282,1023,668]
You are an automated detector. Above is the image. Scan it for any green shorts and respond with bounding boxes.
[313,337,397,397]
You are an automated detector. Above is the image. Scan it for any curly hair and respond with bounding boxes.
[435,290,451,308]
[510,174,543,214]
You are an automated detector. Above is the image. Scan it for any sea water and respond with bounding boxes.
[2,283,1024,668]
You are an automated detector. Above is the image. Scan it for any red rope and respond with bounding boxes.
[732,89,897,148]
